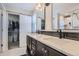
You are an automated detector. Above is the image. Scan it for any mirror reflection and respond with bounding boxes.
[59,10,79,30]
[36,3,45,31]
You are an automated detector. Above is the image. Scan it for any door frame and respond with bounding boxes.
[0,10,3,53]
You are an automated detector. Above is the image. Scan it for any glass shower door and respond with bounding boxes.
[8,14,19,50]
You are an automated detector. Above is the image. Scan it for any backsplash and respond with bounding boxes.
[38,31,59,37]
[38,30,79,41]
[62,32,79,41]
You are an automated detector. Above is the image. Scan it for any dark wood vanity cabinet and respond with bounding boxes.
[46,46,66,56]
[27,36,32,55]
[31,38,37,56]
[36,41,48,56]
[27,36,66,56]
[36,41,66,56]
[27,36,37,56]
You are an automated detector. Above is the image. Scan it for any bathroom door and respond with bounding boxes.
[20,15,31,47]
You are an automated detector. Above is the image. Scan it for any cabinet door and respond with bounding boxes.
[47,46,66,56]
[37,41,44,56]
[37,41,48,56]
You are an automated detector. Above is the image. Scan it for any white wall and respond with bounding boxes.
[19,15,32,48]
[36,17,42,31]
[2,10,8,52]
[45,4,52,30]
[32,13,36,32]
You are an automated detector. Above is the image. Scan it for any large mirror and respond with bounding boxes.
[36,3,45,31]
[59,10,79,30]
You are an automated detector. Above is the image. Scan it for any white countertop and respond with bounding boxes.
[27,33,79,56]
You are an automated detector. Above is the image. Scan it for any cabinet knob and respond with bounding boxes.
[44,50,48,56]
[45,50,47,53]
[42,48,45,51]
[30,50,35,55]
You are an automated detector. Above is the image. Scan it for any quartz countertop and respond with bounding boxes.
[27,33,79,56]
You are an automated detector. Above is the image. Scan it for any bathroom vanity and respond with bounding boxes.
[27,34,66,56]
[26,32,79,56]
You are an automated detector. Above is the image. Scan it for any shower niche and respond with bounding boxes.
[8,14,19,50]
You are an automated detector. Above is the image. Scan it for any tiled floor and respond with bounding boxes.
[0,47,26,56]
[8,41,19,49]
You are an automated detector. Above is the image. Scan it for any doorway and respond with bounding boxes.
[8,14,19,50]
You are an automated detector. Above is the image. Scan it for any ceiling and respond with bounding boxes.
[53,3,79,15]
[3,3,37,11]
[0,3,37,15]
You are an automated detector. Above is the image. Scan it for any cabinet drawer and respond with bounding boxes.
[31,38,37,45]
[30,44,37,56]
[31,38,37,56]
